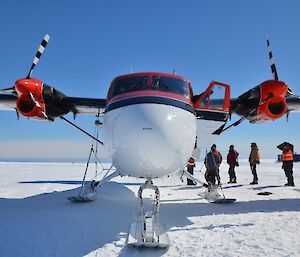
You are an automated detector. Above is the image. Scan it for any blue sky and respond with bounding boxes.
[0,0,299,161]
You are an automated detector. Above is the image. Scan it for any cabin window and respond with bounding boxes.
[152,76,189,97]
[199,85,225,110]
[110,76,148,98]
[209,85,226,110]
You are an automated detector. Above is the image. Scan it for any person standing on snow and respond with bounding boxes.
[186,157,196,185]
[186,140,200,185]
[226,145,239,183]
[204,145,221,186]
[281,143,295,186]
[211,144,222,185]
[249,142,260,185]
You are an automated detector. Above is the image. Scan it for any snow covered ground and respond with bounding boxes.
[0,160,299,257]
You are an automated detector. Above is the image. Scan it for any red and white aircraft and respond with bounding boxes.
[0,35,299,247]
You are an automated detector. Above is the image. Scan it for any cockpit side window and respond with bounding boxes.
[152,76,189,97]
[110,76,148,98]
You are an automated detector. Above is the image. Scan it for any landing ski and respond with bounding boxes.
[127,219,170,248]
[211,198,236,203]
[198,189,236,204]
[68,192,96,202]
[68,180,98,202]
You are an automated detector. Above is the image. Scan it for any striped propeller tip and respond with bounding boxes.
[44,34,50,41]
[266,34,279,81]
[26,34,50,78]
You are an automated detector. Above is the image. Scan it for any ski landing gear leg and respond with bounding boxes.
[68,116,119,202]
[68,167,119,202]
[128,179,170,248]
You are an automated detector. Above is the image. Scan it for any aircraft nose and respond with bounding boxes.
[109,104,196,177]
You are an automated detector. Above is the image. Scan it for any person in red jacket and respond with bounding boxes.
[226,145,239,183]
[187,157,196,185]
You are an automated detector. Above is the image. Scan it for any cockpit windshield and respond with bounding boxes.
[109,74,190,99]
[152,76,189,97]
[110,76,148,98]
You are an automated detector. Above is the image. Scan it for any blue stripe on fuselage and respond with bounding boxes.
[106,96,195,114]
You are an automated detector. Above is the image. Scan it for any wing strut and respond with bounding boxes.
[60,116,104,145]
[213,116,246,135]
[213,109,257,135]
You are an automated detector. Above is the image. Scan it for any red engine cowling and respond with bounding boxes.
[256,80,287,122]
[15,78,47,120]
[232,80,288,123]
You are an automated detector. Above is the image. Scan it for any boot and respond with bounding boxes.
[285,182,295,187]
[187,178,196,185]
[289,177,295,187]
[228,178,234,183]
[250,180,258,185]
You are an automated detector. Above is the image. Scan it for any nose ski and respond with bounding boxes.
[127,179,170,248]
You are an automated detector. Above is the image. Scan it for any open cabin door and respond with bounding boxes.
[194,81,230,156]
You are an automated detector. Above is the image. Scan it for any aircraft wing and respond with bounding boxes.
[0,94,17,111]
[0,93,106,117]
[64,96,106,115]
[286,95,300,112]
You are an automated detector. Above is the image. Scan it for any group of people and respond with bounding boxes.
[186,142,295,187]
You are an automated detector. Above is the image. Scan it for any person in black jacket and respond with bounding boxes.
[204,146,221,186]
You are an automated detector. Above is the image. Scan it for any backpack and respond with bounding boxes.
[205,152,219,171]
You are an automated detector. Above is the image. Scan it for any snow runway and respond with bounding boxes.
[0,160,299,257]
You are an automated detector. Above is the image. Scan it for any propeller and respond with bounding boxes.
[266,34,293,95]
[29,92,48,119]
[26,34,50,79]
[0,34,50,94]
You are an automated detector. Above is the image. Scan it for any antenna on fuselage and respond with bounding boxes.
[130,66,133,74]
[172,69,176,75]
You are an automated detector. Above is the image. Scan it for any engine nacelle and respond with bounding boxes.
[232,80,288,123]
[15,78,47,120]
[256,80,287,122]
[14,78,72,120]
[16,93,47,119]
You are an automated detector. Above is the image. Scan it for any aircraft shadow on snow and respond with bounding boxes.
[0,181,300,257]
[20,180,83,185]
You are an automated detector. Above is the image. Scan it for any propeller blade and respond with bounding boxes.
[266,34,279,81]
[26,34,50,79]
[266,34,293,95]
[0,86,15,93]
[287,87,293,96]
[29,92,48,119]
